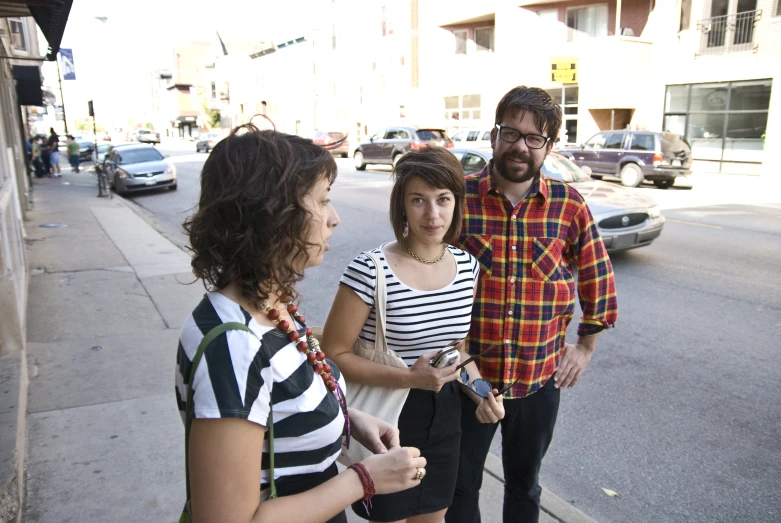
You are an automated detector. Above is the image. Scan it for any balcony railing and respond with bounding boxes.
[696,9,761,56]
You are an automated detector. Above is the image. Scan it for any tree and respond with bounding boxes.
[208,110,221,129]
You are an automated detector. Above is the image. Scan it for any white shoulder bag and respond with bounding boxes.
[337,251,409,466]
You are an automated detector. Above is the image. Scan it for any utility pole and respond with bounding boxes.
[55,53,69,135]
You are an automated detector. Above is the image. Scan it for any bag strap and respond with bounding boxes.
[363,251,388,354]
[184,321,277,506]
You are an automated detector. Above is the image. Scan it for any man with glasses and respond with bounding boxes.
[447,86,618,523]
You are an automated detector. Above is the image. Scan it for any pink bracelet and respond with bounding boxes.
[348,463,375,511]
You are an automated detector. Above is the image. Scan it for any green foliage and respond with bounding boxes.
[208,110,221,128]
[144,122,154,130]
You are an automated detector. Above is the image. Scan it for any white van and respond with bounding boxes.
[450,128,492,149]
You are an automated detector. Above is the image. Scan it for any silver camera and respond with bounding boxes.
[430,346,459,368]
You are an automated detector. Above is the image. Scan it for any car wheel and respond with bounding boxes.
[653,179,674,189]
[168,183,177,191]
[392,153,402,168]
[354,151,366,171]
[619,163,644,188]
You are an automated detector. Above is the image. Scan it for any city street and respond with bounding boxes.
[125,142,781,523]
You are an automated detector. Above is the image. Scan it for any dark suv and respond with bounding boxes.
[353,127,453,170]
[559,130,692,188]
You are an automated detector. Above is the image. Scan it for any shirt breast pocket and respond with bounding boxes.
[531,237,564,282]
[463,234,492,277]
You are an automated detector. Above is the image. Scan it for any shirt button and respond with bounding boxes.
[510,278,515,283]
[511,245,516,251]
[512,215,516,220]
[508,310,513,316]
[505,339,511,345]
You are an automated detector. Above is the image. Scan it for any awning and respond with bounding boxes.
[0,1,73,60]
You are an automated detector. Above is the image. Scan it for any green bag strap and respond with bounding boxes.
[184,321,277,509]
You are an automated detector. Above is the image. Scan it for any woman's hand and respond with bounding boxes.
[474,389,505,424]
[361,447,427,495]
[348,408,400,455]
[408,349,461,392]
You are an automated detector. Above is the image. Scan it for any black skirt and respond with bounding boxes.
[274,463,347,523]
[352,381,462,522]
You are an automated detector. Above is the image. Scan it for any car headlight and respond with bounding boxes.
[117,168,130,179]
[648,205,662,219]
[165,164,176,176]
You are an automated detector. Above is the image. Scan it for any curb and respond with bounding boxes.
[484,453,597,523]
[110,193,190,254]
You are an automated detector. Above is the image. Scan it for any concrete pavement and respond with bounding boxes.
[3,172,595,522]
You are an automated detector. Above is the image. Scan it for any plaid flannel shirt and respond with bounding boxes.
[458,164,618,399]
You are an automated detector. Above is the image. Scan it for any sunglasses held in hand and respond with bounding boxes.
[456,344,520,398]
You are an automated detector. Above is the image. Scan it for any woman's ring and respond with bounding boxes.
[414,467,426,481]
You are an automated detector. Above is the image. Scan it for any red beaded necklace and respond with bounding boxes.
[262,302,338,392]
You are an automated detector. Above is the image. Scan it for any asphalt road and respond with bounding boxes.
[128,142,781,523]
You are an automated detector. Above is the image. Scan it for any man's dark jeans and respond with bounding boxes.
[445,376,560,523]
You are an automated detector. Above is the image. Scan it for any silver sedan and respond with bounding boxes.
[450,148,664,252]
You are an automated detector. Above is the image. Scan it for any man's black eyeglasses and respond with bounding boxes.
[456,343,520,398]
[495,124,550,150]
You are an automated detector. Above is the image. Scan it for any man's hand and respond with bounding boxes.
[348,408,400,454]
[554,341,595,389]
[474,390,505,424]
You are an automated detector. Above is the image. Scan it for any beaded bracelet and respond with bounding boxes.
[348,463,375,511]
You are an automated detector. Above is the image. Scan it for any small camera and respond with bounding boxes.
[430,346,459,368]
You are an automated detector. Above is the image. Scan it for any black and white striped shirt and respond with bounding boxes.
[340,245,480,366]
[175,292,345,486]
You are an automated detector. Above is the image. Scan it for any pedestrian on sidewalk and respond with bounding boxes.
[176,125,427,523]
[66,135,80,173]
[31,136,46,178]
[445,86,619,523]
[39,134,51,176]
[323,146,505,523]
[48,128,61,177]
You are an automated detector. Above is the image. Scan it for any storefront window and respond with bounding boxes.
[729,80,772,111]
[664,79,771,167]
[665,85,689,112]
[546,86,579,144]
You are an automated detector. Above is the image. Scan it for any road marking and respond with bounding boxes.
[666,219,722,229]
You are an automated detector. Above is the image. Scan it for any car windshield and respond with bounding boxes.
[117,148,164,164]
[416,129,447,140]
[542,154,591,183]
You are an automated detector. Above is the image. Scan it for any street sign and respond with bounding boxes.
[551,57,578,84]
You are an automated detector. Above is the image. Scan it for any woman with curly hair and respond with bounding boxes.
[176,125,426,523]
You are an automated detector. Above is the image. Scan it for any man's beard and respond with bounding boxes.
[493,151,542,183]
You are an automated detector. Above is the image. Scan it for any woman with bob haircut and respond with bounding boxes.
[322,146,505,523]
[176,125,427,523]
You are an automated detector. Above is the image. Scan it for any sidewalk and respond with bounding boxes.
[7,173,596,522]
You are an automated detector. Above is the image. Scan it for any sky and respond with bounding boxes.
[41,0,318,128]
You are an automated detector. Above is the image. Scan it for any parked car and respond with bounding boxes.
[353,127,453,170]
[312,131,350,158]
[195,132,224,153]
[102,144,176,196]
[559,130,692,189]
[74,139,95,162]
[133,129,160,145]
[450,128,492,149]
[93,142,132,165]
[451,148,665,252]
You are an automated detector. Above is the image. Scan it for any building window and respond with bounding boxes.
[9,18,28,52]
[210,82,216,99]
[565,5,608,41]
[680,0,692,30]
[663,79,772,166]
[475,27,494,52]
[444,94,481,124]
[545,86,579,144]
[453,29,467,54]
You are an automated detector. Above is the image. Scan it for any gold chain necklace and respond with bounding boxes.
[405,244,448,265]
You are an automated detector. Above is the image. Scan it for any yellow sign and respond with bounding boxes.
[551,57,578,84]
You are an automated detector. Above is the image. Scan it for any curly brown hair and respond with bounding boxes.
[183,124,337,309]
